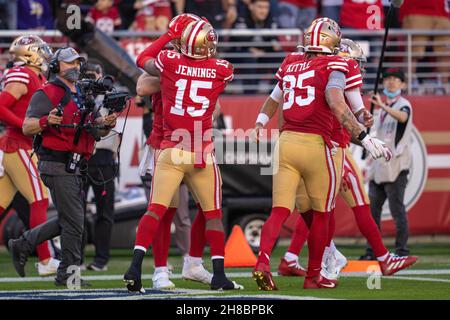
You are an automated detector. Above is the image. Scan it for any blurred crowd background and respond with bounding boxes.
[0,0,449,94]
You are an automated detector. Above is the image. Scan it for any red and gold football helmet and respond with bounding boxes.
[9,35,53,71]
[303,18,342,54]
[180,20,218,59]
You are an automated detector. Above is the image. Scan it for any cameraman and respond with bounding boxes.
[9,47,118,286]
[81,60,119,272]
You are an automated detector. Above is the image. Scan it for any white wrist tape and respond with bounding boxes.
[256,113,270,126]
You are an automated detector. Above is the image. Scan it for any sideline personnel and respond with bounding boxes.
[364,68,414,258]
[9,47,118,286]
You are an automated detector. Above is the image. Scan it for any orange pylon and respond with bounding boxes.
[224,225,257,268]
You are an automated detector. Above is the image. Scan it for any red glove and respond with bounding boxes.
[168,14,200,40]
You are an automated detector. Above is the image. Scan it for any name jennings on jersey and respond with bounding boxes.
[175,65,217,79]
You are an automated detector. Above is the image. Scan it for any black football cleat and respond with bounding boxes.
[123,266,145,294]
[8,239,29,277]
[211,275,244,290]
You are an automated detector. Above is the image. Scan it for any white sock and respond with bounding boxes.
[211,256,224,260]
[284,252,298,262]
[154,266,168,274]
[377,252,390,262]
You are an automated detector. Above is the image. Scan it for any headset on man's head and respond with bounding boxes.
[49,46,83,74]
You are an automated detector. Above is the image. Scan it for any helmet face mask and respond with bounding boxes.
[303,18,342,54]
[9,35,53,71]
[180,20,218,59]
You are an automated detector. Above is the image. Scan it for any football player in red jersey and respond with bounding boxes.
[252,19,393,290]
[137,76,218,289]
[275,38,418,281]
[0,35,60,276]
[124,16,243,293]
[136,14,214,290]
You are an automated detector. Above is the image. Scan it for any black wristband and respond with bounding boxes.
[358,131,367,141]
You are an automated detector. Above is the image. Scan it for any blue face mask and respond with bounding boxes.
[383,88,401,99]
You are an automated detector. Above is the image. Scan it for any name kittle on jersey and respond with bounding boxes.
[175,65,217,78]
[286,61,311,73]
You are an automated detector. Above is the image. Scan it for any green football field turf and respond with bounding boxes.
[0,243,449,300]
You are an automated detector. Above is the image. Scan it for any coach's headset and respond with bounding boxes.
[48,46,83,74]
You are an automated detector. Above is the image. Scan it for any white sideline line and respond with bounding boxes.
[0,288,335,301]
[389,276,450,284]
[1,269,450,283]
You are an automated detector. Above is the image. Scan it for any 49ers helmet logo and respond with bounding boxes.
[207,30,217,42]
[18,37,36,45]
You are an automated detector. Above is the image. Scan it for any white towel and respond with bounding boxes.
[0,150,4,177]
[138,145,155,177]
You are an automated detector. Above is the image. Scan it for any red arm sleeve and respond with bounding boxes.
[0,91,23,128]
[136,34,172,69]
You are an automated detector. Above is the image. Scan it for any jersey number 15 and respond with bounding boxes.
[170,79,212,117]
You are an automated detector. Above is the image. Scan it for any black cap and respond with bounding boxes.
[383,68,405,82]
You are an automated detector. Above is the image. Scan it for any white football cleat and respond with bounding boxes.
[152,268,175,290]
[321,256,339,284]
[182,257,213,285]
[35,258,60,277]
[334,248,348,273]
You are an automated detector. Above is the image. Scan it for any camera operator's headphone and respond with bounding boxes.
[48,46,69,74]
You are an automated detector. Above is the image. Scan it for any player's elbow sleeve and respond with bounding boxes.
[326,71,346,91]
[345,89,365,113]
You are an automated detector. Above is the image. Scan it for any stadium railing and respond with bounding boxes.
[0,29,449,95]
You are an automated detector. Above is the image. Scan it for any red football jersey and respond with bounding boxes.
[277,55,350,147]
[0,66,46,152]
[275,52,306,81]
[331,58,363,147]
[340,0,384,29]
[146,92,164,149]
[276,53,362,90]
[155,50,233,152]
[277,53,362,147]
[87,7,120,33]
[400,0,450,20]
[330,116,352,148]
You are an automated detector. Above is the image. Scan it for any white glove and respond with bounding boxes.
[361,135,392,161]
[330,140,339,156]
